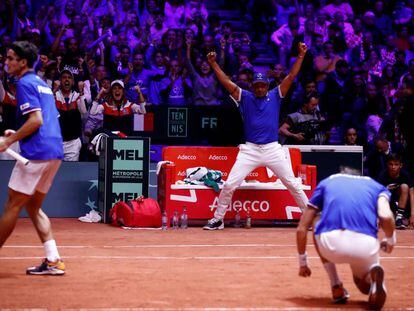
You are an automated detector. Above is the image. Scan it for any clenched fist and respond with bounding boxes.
[207,51,217,64]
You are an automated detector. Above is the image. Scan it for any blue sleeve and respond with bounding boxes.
[240,89,253,105]
[269,87,283,101]
[17,82,41,115]
[376,183,391,201]
[309,181,324,210]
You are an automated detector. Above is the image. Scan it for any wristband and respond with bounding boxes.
[298,252,308,267]
[384,231,397,246]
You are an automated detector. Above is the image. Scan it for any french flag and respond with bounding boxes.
[134,113,154,131]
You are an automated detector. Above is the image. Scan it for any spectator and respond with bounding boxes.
[394,50,408,78]
[322,0,354,21]
[373,1,393,36]
[124,51,159,103]
[90,80,146,135]
[109,43,131,79]
[160,59,192,106]
[271,13,301,67]
[362,11,382,44]
[321,59,349,127]
[365,136,404,179]
[394,25,409,51]
[164,0,185,29]
[279,91,327,145]
[54,69,87,161]
[365,103,384,144]
[148,11,168,45]
[345,17,363,53]
[314,11,330,42]
[185,37,221,105]
[377,153,414,229]
[184,0,208,34]
[342,72,368,137]
[314,41,342,93]
[84,77,111,138]
[267,64,287,90]
[343,127,358,145]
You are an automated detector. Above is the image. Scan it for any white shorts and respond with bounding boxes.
[8,159,62,195]
[315,229,380,279]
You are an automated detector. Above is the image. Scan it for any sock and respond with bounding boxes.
[44,239,60,262]
[323,262,341,287]
[397,208,405,218]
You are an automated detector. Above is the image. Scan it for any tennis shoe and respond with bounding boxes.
[368,266,386,310]
[332,283,350,304]
[203,218,224,230]
[26,258,65,275]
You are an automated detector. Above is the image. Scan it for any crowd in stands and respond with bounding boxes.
[0,0,413,224]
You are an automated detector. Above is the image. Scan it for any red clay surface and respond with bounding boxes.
[0,219,413,310]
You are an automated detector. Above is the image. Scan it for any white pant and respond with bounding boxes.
[63,138,82,161]
[214,142,309,219]
[315,229,380,279]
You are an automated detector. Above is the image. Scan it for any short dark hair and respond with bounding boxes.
[305,91,319,104]
[10,41,38,68]
[386,153,402,163]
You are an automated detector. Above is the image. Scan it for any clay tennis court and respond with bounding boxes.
[1,219,413,310]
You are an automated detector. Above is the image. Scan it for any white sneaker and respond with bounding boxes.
[78,210,101,223]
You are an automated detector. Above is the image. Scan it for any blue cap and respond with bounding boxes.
[252,72,269,85]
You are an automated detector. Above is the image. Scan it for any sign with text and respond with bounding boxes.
[168,108,187,137]
[98,137,150,223]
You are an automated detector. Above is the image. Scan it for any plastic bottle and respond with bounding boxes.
[234,209,241,228]
[180,206,188,229]
[161,210,168,230]
[245,208,251,229]
[172,209,179,229]
[298,164,307,185]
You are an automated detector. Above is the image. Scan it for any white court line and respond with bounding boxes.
[3,244,414,249]
[2,244,309,248]
[1,255,414,260]
[62,308,389,311]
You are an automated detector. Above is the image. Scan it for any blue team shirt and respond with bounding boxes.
[16,71,63,160]
[238,87,282,144]
[310,174,391,238]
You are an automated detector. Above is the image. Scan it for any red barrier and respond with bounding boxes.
[158,146,317,224]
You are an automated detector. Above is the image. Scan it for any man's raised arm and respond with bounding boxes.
[207,52,241,100]
[279,42,307,97]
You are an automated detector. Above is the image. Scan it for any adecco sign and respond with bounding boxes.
[209,197,270,213]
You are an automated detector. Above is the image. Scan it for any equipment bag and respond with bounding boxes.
[110,196,162,227]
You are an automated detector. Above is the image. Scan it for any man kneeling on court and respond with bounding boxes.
[296,167,396,310]
[0,41,65,275]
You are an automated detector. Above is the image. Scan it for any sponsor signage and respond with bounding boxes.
[168,108,187,137]
[98,137,150,223]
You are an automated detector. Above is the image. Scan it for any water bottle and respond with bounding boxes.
[298,164,307,185]
[172,209,179,229]
[234,209,241,228]
[245,208,251,229]
[162,210,168,230]
[180,206,188,229]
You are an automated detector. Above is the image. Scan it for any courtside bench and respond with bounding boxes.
[157,146,317,225]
